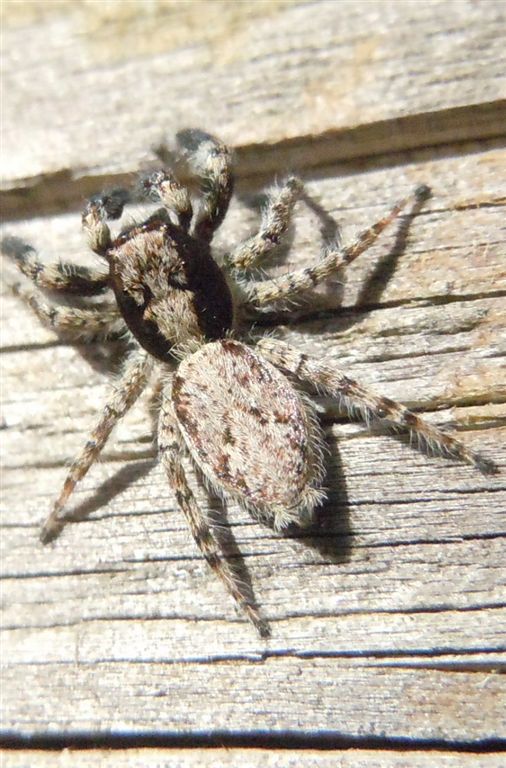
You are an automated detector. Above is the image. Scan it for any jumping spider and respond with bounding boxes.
[2,129,498,636]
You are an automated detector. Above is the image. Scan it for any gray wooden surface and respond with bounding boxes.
[1,749,505,768]
[1,1,505,766]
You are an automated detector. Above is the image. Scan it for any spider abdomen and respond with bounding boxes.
[172,339,326,529]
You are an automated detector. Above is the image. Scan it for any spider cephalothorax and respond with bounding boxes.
[2,129,497,636]
[106,210,235,358]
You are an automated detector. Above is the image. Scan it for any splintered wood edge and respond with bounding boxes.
[0,749,505,768]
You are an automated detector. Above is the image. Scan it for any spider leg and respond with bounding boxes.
[40,351,151,543]
[1,236,109,295]
[176,129,233,241]
[226,177,303,271]
[82,188,130,256]
[147,369,166,437]
[140,170,193,231]
[158,389,270,636]
[245,185,431,310]
[6,278,124,342]
[257,338,498,475]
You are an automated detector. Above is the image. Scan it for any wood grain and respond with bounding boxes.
[5,0,506,171]
[1,0,505,761]
[2,0,505,217]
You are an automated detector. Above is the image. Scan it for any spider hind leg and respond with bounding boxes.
[158,390,270,636]
[257,338,498,476]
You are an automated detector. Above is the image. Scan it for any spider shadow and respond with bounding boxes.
[258,192,429,561]
[43,457,156,542]
[278,427,353,565]
[356,189,428,310]
[191,468,267,627]
[73,337,130,377]
[301,183,430,335]
[241,178,429,337]
[233,183,342,276]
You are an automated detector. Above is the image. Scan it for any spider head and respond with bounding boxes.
[106,213,234,360]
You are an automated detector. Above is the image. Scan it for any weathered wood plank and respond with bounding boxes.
[1,749,505,768]
[1,660,505,740]
[1,0,505,754]
[1,144,505,741]
[1,0,505,217]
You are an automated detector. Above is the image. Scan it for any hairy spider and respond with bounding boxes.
[2,129,498,636]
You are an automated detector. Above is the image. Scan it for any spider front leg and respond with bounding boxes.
[257,338,498,475]
[176,129,233,241]
[141,170,193,231]
[40,351,151,543]
[82,188,130,255]
[245,185,431,310]
[158,390,270,637]
[1,235,109,295]
[6,277,124,342]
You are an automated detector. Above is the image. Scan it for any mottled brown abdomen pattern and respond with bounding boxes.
[172,340,326,528]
